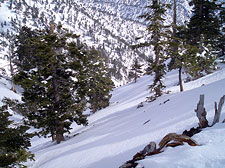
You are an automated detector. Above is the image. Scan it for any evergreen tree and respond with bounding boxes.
[0,99,34,168]
[14,25,88,144]
[86,48,114,113]
[217,2,225,57]
[14,26,41,71]
[186,0,220,74]
[128,58,143,83]
[188,0,221,46]
[137,0,171,101]
[168,0,221,85]
[167,0,185,92]
[168,27,202,79]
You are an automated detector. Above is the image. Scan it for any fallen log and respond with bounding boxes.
[140,142,157,155]
[159,133,199,150]
[182,127,202,137]
[166,141,184,148]
[132,142,159,161]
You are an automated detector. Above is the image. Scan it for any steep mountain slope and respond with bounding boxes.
[16,63,224,168]
[0,0,192,84]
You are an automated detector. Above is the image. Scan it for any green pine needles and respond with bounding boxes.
[128,58,143,83]
[138,0,171,101]
[0,100,34,168]
[13,25,113,144]
[134,0,223,100]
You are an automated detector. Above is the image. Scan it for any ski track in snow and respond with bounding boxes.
[1,65,225,168]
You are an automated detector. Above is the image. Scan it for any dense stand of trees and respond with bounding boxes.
[135,0,224,100]
[1,24,114,165]
[13,24,113,144]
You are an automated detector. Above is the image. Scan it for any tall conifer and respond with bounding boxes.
[137,0,171,101]
[0,100,34,167]
[86,48,114,113]
[186,0,220,75]
[14,25,88,144]
[128,58,143,83]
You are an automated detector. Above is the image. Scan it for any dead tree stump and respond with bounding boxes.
[195,95,208,128]
[212,95,225,126]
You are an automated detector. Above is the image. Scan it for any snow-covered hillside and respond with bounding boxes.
[0,0,192,84]
[0,63,221,168]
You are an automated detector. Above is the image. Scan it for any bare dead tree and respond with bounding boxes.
[212,95,225,126]
[195,94,208,128]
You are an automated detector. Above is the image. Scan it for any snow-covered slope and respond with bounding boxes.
[0,0,192,84]
[13,64,223,168]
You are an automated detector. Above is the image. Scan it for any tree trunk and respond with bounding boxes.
[173,0,184,92]
[9,42,16,93]
[195,95,208,128]
[173,0,177,34]
[197,3,203,44]
[50,128,56,142]
[52,68,64,144]
[49,23,65,144]
[56,120,65,144]
[178,67,183,92]
[154,41,161,97]
[212,95,225,126]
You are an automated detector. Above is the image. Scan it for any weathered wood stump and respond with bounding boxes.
[195,95,208,128]
[212,95,225,126]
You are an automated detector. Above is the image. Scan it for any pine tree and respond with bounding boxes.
[167,0,185,92]
[217,2,225,58]
[188,0,221,46]
[14,25,88,144]
[86,48,114,113]
[168,0,221,85]
[168,28,202,79]
[128,58,143,83]
[186,0,220,75]
[137,0,171,101]
[0,100,34,168]
[14,26,41,71]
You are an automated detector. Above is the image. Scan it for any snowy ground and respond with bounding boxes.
[1,63,225,168]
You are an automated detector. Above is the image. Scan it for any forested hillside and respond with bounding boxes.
[0,0,193,84]
[0,0,224,167]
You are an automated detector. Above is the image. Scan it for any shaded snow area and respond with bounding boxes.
[1,64,225,168]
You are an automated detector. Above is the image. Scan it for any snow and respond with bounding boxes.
[1,62,225,168]
[0,2,10,22]
[1,0,192,86]
[139,124,225,168]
